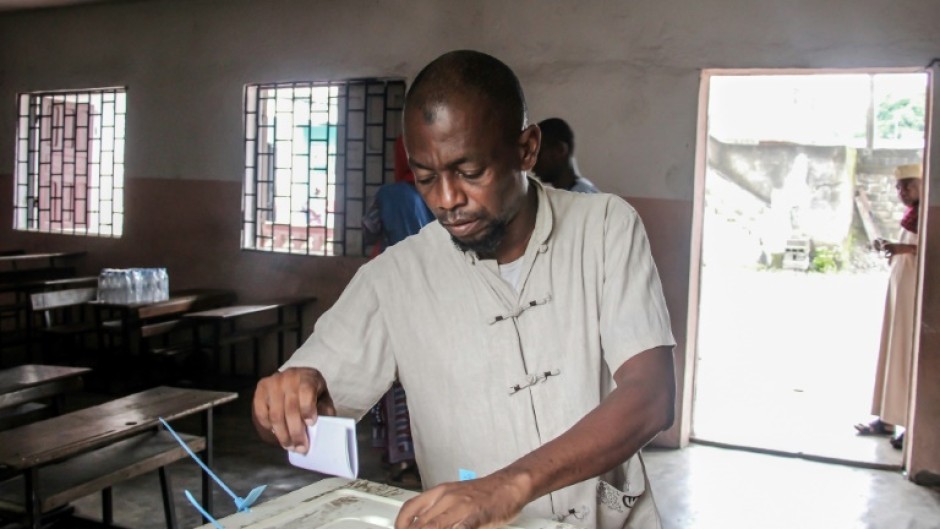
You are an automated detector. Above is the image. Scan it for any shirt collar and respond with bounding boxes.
[528,176,554,251]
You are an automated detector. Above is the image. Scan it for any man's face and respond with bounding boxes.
[404,97,537,255]
[896,178,921,207]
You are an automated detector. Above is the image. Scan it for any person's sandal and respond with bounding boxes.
[890,431,904,450]
[855,419,894,436]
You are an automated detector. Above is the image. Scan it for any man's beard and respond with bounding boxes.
[450,220,507,257]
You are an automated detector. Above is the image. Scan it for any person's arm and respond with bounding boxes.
[253,265,396,452]
[252,367,337,453]
[883,242,917,258]
[362,195,385,248]
[394,345,676,529]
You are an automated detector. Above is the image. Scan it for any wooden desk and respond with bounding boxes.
[0,272,90,356]
[91,288,237,356]
[0,269,79,295]
[0,252,83,297]
[0,252,85,270]
[0,386,237,528]
[184,296,315,377]
[91,288,237,321]
[269,296,316,364]
[1,275,98,296]
[3,278,99,363]
[0,364,90,414]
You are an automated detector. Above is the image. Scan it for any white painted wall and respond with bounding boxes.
[1,0,938,200]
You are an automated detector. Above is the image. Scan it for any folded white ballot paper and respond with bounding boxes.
[288,416,358,479]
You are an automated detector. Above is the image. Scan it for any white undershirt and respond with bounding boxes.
[498,256,524,293]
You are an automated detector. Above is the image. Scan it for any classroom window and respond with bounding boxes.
[242,79,405,256]
[14,88,126,237]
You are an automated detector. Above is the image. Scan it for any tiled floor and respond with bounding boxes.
[645,445,940,529]
[51,386,940,529]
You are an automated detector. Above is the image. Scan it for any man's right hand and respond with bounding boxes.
[252,367,336,454]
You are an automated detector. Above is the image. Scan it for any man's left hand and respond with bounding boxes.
[394,471,531,529]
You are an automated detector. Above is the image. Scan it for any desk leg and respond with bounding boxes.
[191,324,201,383]
[277,308,286,366]
[159,467,179,529]
[93,307,106,358]
[24,468,40,529]
[227,320,236,376]
[23,292,35,363]
[295,304,304,350]
[214,322,224,377]
[201,409,215,519]
[122,311,134,356]
[53,393,65,416]
[102,487,114,525]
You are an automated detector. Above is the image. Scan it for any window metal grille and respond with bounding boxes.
[14,88,126,237]
[242,79,405,256]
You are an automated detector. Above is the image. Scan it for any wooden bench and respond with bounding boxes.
[185,305,277,379]
[30,287,99,363]
[0,252,85,271]
[269,296,317,364]
[0,365,89,431]
[0,268,80,357]
[92,289,237,357]
[185,297,316,379]
[0,402,51,432]
[0,267,77,290]
[10,275,97,293]
[0,430,204,529]
[91,290,237,388]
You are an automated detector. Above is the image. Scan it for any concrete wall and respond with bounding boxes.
[1,0,938,469]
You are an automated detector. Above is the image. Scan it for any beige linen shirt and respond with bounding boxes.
[284,179,675,529]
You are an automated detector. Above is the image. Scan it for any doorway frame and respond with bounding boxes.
[683,67,933,475]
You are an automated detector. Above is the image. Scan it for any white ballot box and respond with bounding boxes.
[194,478,580,529]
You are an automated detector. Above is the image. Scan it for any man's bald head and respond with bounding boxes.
[405,50,527,144]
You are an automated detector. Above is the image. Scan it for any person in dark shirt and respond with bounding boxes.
[533,117,599,193]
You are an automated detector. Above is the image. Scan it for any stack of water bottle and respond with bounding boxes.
[97,268,170,303]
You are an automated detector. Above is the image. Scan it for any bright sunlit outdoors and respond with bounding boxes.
[693,72,927,467]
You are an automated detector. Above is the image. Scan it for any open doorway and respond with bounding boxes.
[690,70,929,469]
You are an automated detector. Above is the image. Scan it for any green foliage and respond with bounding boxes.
[877,95,925,140]
[811,247,842,273]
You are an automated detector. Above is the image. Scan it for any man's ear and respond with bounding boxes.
[519,124,541,171]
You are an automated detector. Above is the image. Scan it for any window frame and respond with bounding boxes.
[241,78,406,257]
[13,86,127,238]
